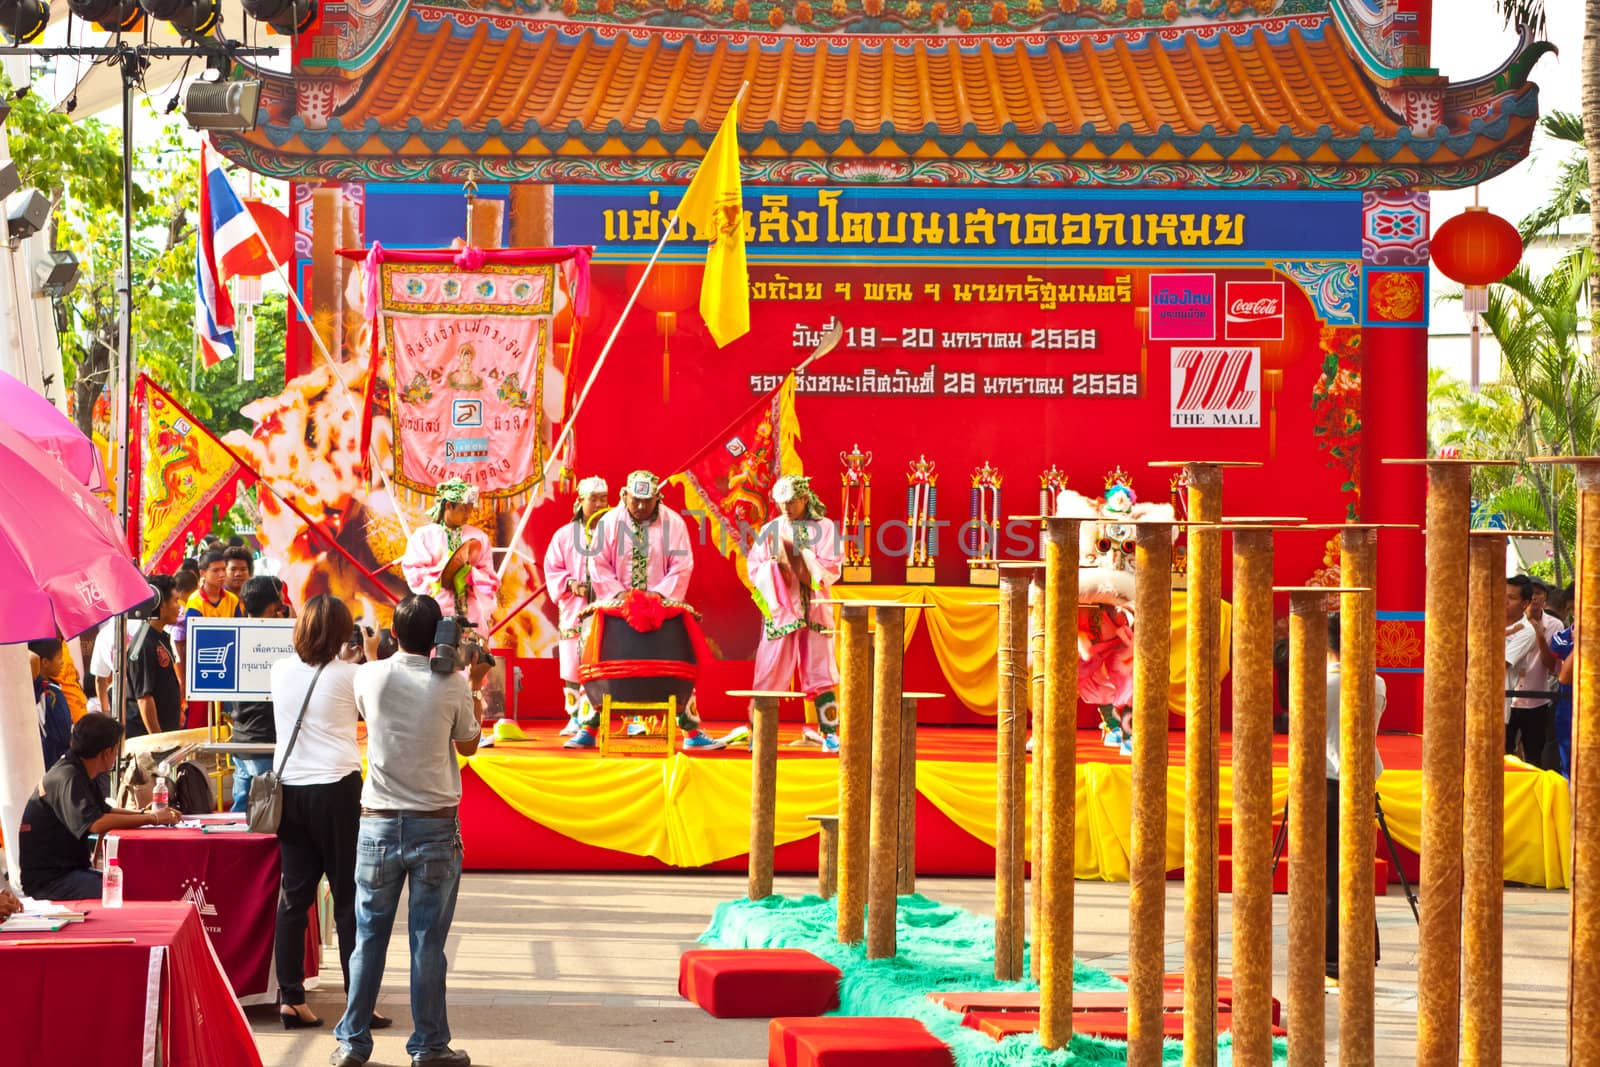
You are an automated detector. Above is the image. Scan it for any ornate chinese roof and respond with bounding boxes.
[214,0,1546,188]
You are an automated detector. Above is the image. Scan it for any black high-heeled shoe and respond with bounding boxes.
[371,1011,394,1030]
[279,1007,324,1030]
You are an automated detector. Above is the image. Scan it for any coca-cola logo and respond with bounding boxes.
[1224,281,1285,341]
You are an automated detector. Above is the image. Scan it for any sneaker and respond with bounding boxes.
[411,1050,470,1066]
[801,725,827,746]
[720,725,751,748]
[559,716,580,737]
[1118,737,1133,757]
[821,733,840,754]
[627,718,648,737]
[1025,734,1034,754]
[682,730,726,750]
[1102,727,1123,749]
[563,728,597,750]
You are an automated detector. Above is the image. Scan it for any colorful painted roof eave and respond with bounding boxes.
[216,11,1542,190]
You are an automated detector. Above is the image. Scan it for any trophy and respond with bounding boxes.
[1039,464,1068,516]
[840,444,874,584]
[905,454,939,585]
[967,461,1002,586]
[1169,471,1189,589]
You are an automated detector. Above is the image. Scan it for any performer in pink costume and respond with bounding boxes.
[542,475,610,736]
[399,478,500,628]
[746,475,843,752]
[590,470,694,603]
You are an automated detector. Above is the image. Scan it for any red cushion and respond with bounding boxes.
[929,989,1187,1014]
[1115,972,1237,996]
[679,949,841,1019]
[769,1017,953,1067]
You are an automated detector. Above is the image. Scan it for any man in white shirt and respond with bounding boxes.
[1505,575,1560,768]
[332,594,489,1067]
[1324,612,1388,981]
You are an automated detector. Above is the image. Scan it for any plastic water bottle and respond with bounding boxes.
[102,858,123,908]
[153,777,170,816]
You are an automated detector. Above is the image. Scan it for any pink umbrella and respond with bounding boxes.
[0,368,107,491]
[0,418,152,642]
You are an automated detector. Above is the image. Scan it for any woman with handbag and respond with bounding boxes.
[265,594,392,1030]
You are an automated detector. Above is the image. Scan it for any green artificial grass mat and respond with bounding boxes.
[700,893,1287,1065]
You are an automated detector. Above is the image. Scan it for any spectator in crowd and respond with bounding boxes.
[88,616,132,713]
[1552,622,1576,778]
[223,545,254,597]
[0,863,20,922]
[169,567,199,695]
[179,556,201,577]
[1505,574,1562,768]
[331,595,489,1067]
[18,713,181,899]
[1323,612,1387,982]
[270,595,389,1032]
[29,639,74,768]
[126,575,185,738]
[229,577,291,812]
[186,549,243,621]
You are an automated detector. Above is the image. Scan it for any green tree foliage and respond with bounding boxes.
[4,86,285,438]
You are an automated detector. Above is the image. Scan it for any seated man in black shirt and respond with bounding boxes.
[19,713,181,900]
[126,574,185,739]
[229,576,289,811]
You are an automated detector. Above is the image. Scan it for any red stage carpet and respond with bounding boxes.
[455,725,1573,888]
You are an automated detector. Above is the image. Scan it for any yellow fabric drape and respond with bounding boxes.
[831,584,1232,716]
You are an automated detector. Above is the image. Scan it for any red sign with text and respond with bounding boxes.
[1224,280,1286,341]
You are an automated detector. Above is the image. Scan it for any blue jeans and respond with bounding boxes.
[30,867,102,901]
[1556,686,1573,778]
[334,814,463,1061]
[230,757,273,813]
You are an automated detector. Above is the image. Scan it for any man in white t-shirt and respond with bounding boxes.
[1505,575,1561,768]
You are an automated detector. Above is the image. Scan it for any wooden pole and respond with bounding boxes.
[1039,519,1082,1049]
[995,570,1029,980]
[837,604,872,944]
[810,815,839,898]
[1566,459,1600,1064]
[1029,576,1046,982]
[1416,464,1472,1065]
[1228,529,1276,1067]
[1182,464,1225,1066]
[1463,533,1507,1065]
[1126,523,1174,1067]
[898,694,919,895]
[1287,590,1329,1067]
[866,606,906,959]
[1339,528,1380,1065]
[748,694,780,900]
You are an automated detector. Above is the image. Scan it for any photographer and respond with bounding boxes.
[332,595,489,1067]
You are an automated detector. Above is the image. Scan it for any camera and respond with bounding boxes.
[430,615,496,675]
[125,582,164,620]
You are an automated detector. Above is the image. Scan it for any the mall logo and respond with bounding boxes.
[1224,281,1285,341]
[181,878,219,917]
[1171,347,1261,428]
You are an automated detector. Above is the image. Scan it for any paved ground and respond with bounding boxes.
[253,872,1570,1067]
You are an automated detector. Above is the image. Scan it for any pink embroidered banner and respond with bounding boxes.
[380,262,568,503]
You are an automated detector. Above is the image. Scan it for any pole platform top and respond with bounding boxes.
[1148,460,1264,469]
[903,692,946,700]
[1006,514,1209,526]
[817,599,936,609]
[1216,516,1307,529]
[1469,528,1552,537]
[1274,586,1373,594]
[725,690,805,699]
[992,560,1046,569]
[1382,457,1517,466]
[1288,522,1419,530]
[806,813,839,823]
[1527,456,1600,465]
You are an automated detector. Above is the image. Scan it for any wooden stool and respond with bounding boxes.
[808,814,839,898]
[728,689,803,900]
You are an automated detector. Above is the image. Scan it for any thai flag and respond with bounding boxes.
[196,141,264,366]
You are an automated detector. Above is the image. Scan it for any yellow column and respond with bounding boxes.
[1127,521,1175,1067]
[1039,518,1082,1049]
[836,605,872,944]
[1339,528,1380,1065]
[994,569,1029,980]
[1227,528,1276,1067]
[1286,589,1330,1067]
[1463,533,1507,1065]
[866,606,906,959]
[1415,464,1472,1065]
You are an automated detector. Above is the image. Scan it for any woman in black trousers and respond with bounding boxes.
[267,594,390,1030]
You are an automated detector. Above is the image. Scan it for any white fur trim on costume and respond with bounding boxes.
[1055,489,1102,520]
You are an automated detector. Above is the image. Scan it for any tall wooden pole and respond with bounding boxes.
[1126,522,1175,1067]
[1286,590,1330,1067]
[1415,463,1473,1065]
[1039,519,1082,1049]
[1180,463,1224,1065]
[897,694,921,896]
[1463,533,1507,1065]
[995,569,1029,980]
[866,606,906,959]
[1029,577,1047,982]
[836,604,872,943]
[748,694,781,900]
[1228,528,1276,1067]
[1339,528,1380,1065]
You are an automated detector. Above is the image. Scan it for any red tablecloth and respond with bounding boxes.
[112,826,318,1004]
[0,901,263,1067]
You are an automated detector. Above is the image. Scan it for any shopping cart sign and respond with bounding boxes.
[185,618,296,700]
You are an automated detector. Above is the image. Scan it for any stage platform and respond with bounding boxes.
[456,725,1573,889]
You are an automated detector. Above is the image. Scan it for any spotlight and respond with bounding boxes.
[137,0,220,40]
[34,249,80,298]
[5,188,49,243]
[69,0,144,32]
[182,77,262,131]
[0,0,48,43]
[0,97,11,126]
[0,160,17,201]
[241,0,315,35]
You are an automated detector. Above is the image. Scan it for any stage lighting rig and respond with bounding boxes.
[241,0,315,35]
[34,249,80,298]
[0,0,48,43]
[5,187,49,244]
[136,0,221,41]
[67,0,145,32]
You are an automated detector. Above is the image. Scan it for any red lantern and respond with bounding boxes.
[1431,206,1522,287]
[628,262,698,401]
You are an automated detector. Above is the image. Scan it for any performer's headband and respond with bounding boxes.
[431,478,479,521]
[772,475,825,519]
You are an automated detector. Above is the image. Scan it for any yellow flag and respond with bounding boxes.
[676,99,749,348]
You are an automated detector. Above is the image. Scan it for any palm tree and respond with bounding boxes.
[1519,111,1587,238]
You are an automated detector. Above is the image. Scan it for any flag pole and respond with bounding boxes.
[494,80,751,584]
